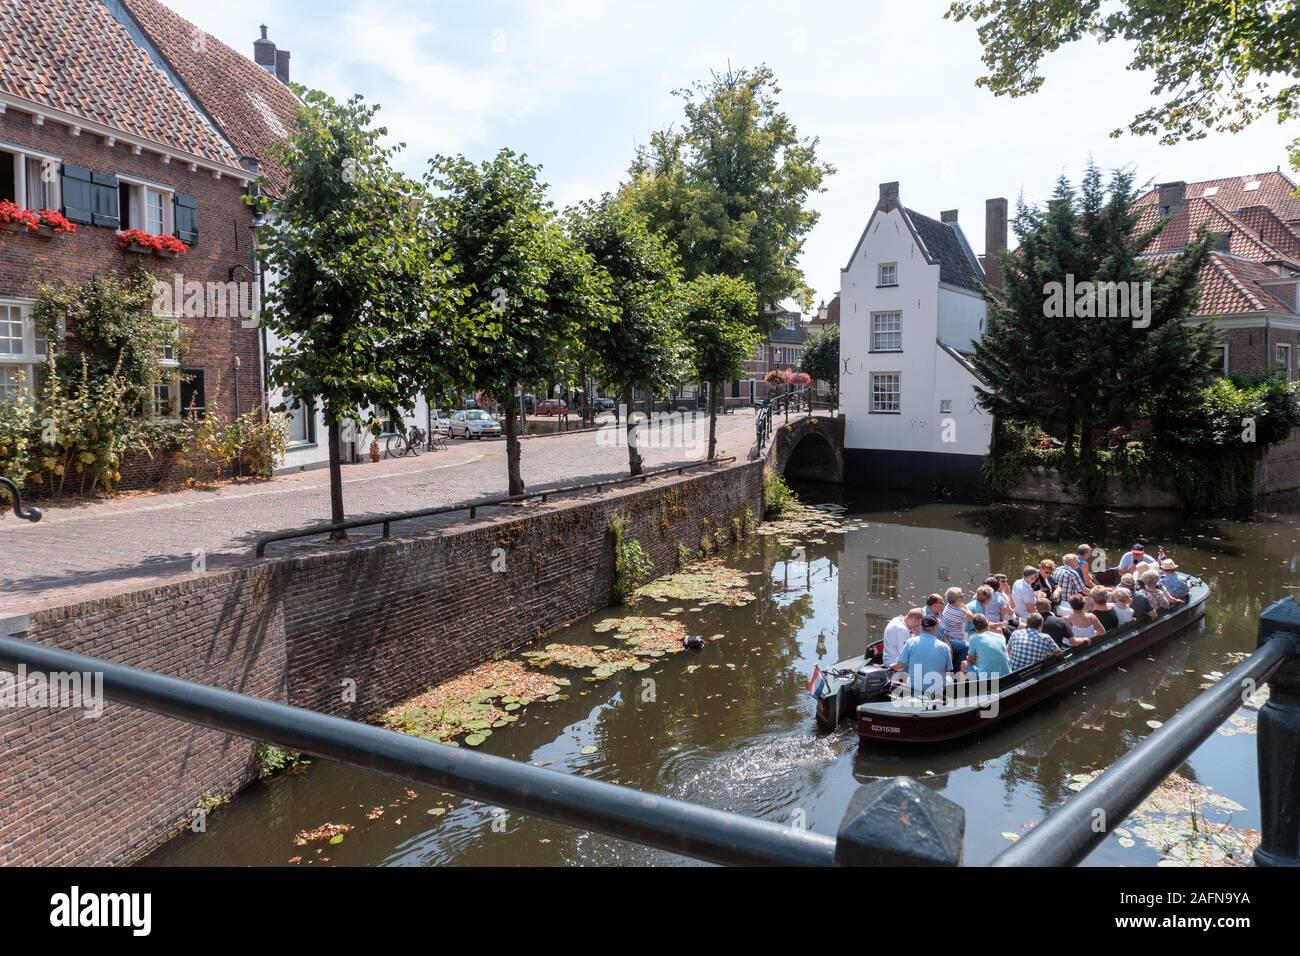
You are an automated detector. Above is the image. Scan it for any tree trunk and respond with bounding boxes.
[505,394,525,496]
[707,380,719,461]
[624,384,643,476]
[327,418,347,541]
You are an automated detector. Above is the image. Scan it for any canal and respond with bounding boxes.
[143,486,1300,867]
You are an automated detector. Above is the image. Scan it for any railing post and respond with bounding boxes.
[1255,598,1300,868]
[834,778,964,866]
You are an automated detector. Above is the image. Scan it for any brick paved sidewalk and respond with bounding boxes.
[0,410,760,614]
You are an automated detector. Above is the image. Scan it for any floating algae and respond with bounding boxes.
[632,558,755,607]
[379,660,563,743]
[593,616,689,655]
[523,643,642,680]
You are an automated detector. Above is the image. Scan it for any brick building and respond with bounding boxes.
[1135,173,1300,493]
[0,0,261,451]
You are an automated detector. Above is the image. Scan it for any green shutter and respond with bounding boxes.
[61,164,94,224]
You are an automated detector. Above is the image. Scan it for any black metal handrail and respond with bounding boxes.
[992,630,1297,866]
[0,475,42,522]
[755,388,811,452]
[0,633,835,867]
[255,457,737,557]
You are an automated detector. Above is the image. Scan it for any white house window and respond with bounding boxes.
[868,557,899,599]
[288,396,315,445]
[870,311,902,351]
[870,372,901,414]
[878,262,898,287]
[0,300,45,404]
[151,378,180,420]
[1277,344,1293,380]
[1215,344,1229,376]
[118,176,174,235]
[0,145,61,211]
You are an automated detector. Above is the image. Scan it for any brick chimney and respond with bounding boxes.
[878,181,900,212]
[1157,181,1187,215]
[985,197,1008,291]
[940,210,959,224]
[253,25,291,84]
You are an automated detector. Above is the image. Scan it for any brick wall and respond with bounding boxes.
[0,462,763,864]
[1219,326,1300,494]
[0,108,261,419]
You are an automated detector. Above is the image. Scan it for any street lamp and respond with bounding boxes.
[1,476,42,522]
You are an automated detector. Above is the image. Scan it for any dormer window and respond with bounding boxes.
[878,262,898,287]
[1203,187,1219,198]
[1244,180,1261,193]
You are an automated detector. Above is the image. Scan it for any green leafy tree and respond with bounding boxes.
[799,326,840,399]
[428,150,612,495]
[678,274,759,459]
[620,66,834,330]
[972,162,1218,456]
[569,198,683,476]
[947,1,1300,173]
[257,88,449,537]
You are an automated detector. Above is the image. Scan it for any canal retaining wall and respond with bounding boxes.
[0,460,763,866]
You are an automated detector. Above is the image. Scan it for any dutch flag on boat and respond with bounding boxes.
[808,665,827,700]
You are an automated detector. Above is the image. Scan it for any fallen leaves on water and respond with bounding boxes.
[379,660,558,743]
[631,558,755,607]
[594,615,690,657]
[292,822,353,847]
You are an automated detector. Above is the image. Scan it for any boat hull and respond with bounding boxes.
[855,583,1209,745]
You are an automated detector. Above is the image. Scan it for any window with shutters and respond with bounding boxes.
[117,175,174,235]
[174,194,198,245]
[0,144,61,210]
[60,165,118,227]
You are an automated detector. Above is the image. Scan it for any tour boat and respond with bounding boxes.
[812,579,1210,745]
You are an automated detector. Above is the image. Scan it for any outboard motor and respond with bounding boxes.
[851,664,892,703]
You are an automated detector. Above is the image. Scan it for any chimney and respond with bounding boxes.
[253,25,291,85]
[985,197,1008,291]
[878,181,900,212]
[940,210,959,224]
[1157,181,1187,215]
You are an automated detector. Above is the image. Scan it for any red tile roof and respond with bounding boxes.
[0,0,238,167]
[1137,196,1292,262]
[1135,171,1300,224]
[1199,254,1297,314]
[119,0,299,194]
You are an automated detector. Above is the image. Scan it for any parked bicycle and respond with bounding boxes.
[385,426,426,459]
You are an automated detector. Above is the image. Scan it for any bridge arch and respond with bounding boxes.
[767,415,845,485]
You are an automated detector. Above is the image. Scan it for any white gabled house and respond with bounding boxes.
[838,182,1005,494]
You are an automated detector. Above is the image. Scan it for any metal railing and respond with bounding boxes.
[755,388,810,452]
[0,476,42,523]
[254,457,737,557]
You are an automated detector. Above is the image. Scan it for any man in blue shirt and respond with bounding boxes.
[891,616,953,698]
[1159,559,1190,602]
[964,614,1011,679]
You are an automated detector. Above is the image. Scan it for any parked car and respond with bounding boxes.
[595,397,616,412]
[535,399,568,416]
[431,410,452,433]
[450,410,502,439]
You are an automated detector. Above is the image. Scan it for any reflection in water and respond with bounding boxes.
[143,487,1299,867]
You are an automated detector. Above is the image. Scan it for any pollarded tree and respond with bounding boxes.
[620,66,835,332]
[678,274,759,460]
[568,198,683,476]
[258,89,452,537]
[972,161,1218,457]
[426,150,612,496]
[799,326,840,401]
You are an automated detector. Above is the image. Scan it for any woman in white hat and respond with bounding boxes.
[1159,558,1190,602]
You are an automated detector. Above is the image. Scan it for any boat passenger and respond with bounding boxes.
[963,614,1011,679]
[1012,566,1038,619]
[1050,554,1086,603]
[1123,573,1158,622]
[883,609,924,667]
[1090,587,1120,632]
[891,616,954,697]
[1076,544,1096,589]
[925,593,945,621]
[1139,570,1174,613]
[983,576,1012,624]
[1118,543,1157,573]
[1159,559,1190,602]
[1112,588,1136,625]
[939,587,972,669]
[1064,595,1102,645]
[1035,597,1074,647]
[1008,613,1063,670]
[969,585,1006,634]
[1036,559,1057,596]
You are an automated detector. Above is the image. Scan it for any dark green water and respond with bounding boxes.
[143,488,1300,867]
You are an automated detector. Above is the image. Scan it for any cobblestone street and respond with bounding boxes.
[0,411,759,614]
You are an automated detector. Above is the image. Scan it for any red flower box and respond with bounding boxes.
[36,209,76,235]
[116,228,187,257]
[0,200,40,233]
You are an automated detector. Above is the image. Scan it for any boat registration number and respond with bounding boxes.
[869,724,901,735]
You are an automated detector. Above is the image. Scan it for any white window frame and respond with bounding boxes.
[0,142,61,211]
[869,371,902,414]
[870,311,903,352]
[0,298,46,405]
[1215,343,1230,376]
[286,396,316,446]
[117,174,174,236]
[1277,343,1293,380]
[878,262,898,287]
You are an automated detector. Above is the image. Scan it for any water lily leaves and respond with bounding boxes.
[1139,703,1156,711]
[1001,832,1020,842]
[633,662,652,672]
[465,733,488,747]
[427,808,447,817]
[580,746,598,755]
[1147,720,1164,730]
[329,834,345,846]
[1118,837,1136,848]
[504,702,521,712]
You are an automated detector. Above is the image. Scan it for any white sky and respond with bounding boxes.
[163,0,1298,309]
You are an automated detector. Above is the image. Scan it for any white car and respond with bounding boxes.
[431,411,452,434]
[450,410,502,439]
